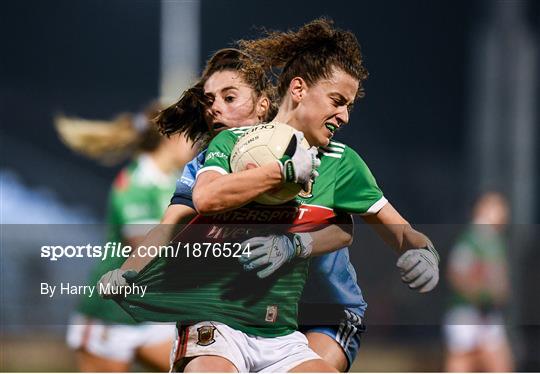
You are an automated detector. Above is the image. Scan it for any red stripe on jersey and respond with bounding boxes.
[112,169,130,191]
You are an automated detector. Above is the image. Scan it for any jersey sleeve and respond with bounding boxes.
[333,147,387,215]
[170,152,203,208]
[196,130,238,177]
[170,178,195,209]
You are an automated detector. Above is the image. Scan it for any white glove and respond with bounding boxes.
[396,243,439,293]
[277,130,320,190]
[239,233,313,279]
[97,268,137,298]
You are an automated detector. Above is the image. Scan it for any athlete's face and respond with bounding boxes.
[293,68,358,147]
[203,70,267,135]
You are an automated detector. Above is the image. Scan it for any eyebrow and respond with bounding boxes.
[204,86,239,96]
[330,92,354,105]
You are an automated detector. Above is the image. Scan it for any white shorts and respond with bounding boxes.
[66,313,175,362]
[171,321,320,372]
[443,306,509,353]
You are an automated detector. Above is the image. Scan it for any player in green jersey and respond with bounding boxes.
[444,192,514,372]
[57,103,196,371]
[191,18,440,371]
[99,49,355,372]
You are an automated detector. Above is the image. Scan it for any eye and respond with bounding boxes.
[224,95,235,103]
[203,96,214,106]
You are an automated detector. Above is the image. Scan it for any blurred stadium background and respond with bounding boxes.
[1,0,539,371]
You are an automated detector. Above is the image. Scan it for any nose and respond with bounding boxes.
[210,98,223,116]
[336,106,349,125]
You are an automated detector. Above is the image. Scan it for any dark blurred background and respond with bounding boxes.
[1,0,539,371]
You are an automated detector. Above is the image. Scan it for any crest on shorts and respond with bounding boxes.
[196,325,216,346]
[265,305,278,323]
[298,180,313,199]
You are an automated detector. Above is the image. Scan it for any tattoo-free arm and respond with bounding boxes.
[193,164,283,215]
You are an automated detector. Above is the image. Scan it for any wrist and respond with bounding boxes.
[276,158,295,183]
[422,242,440,264]
[293,232,313,258]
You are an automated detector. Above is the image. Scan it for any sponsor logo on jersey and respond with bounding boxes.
[196,325,216,346]
[265,305,278,323]
[205,151,227,161]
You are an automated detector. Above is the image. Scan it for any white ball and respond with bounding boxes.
[230,122,309,205]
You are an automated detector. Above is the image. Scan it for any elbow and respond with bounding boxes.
[193,190,220,216]
[193,197,215,216]
[344,233,354,247]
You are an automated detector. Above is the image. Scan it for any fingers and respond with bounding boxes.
[417,274,439,293]
[397,249,439,293]
[293,129,305,141]
[243,255,271,271]
[400,260,424,283]
[98,269,129,298]
[396,251,419,270]
[239,246,268,264]
[257,265,278,279]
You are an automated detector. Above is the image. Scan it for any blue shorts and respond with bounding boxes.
[299,309,366,371]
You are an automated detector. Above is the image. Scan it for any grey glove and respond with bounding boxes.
[277,130,320,190]
[97,268,137,298]
[396,243,439,293]
[239,233,313,279]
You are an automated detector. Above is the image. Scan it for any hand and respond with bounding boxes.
[97,268,137,298]
[239,233,313,279]
[396,243,439,293]
[277,130,320,190]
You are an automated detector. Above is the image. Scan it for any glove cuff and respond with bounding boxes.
[277,158,296,183]
[293,232,313,258]
[422,242,440,264]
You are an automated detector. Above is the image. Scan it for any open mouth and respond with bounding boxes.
[325,123,337,135]
[212,122,227,131]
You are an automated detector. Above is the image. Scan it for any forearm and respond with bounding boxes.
[120,204,196,272]
[194,163,283,215]
[120,224,176,272]
[308,225,353,256]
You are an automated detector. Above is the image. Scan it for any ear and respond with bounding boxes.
[289,77,307,104]
[256,95,270,120]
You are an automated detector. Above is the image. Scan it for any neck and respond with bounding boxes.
[274,101,300,130]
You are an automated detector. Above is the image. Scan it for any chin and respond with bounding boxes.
[319,136,331,147]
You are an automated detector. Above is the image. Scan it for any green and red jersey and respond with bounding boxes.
[119,125,386,336]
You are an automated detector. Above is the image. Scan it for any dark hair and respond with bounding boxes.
[155,48,275,144]
[238,18,368,101]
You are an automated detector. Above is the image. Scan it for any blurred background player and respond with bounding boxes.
[56,103,196,372]
[444,192,514,372]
